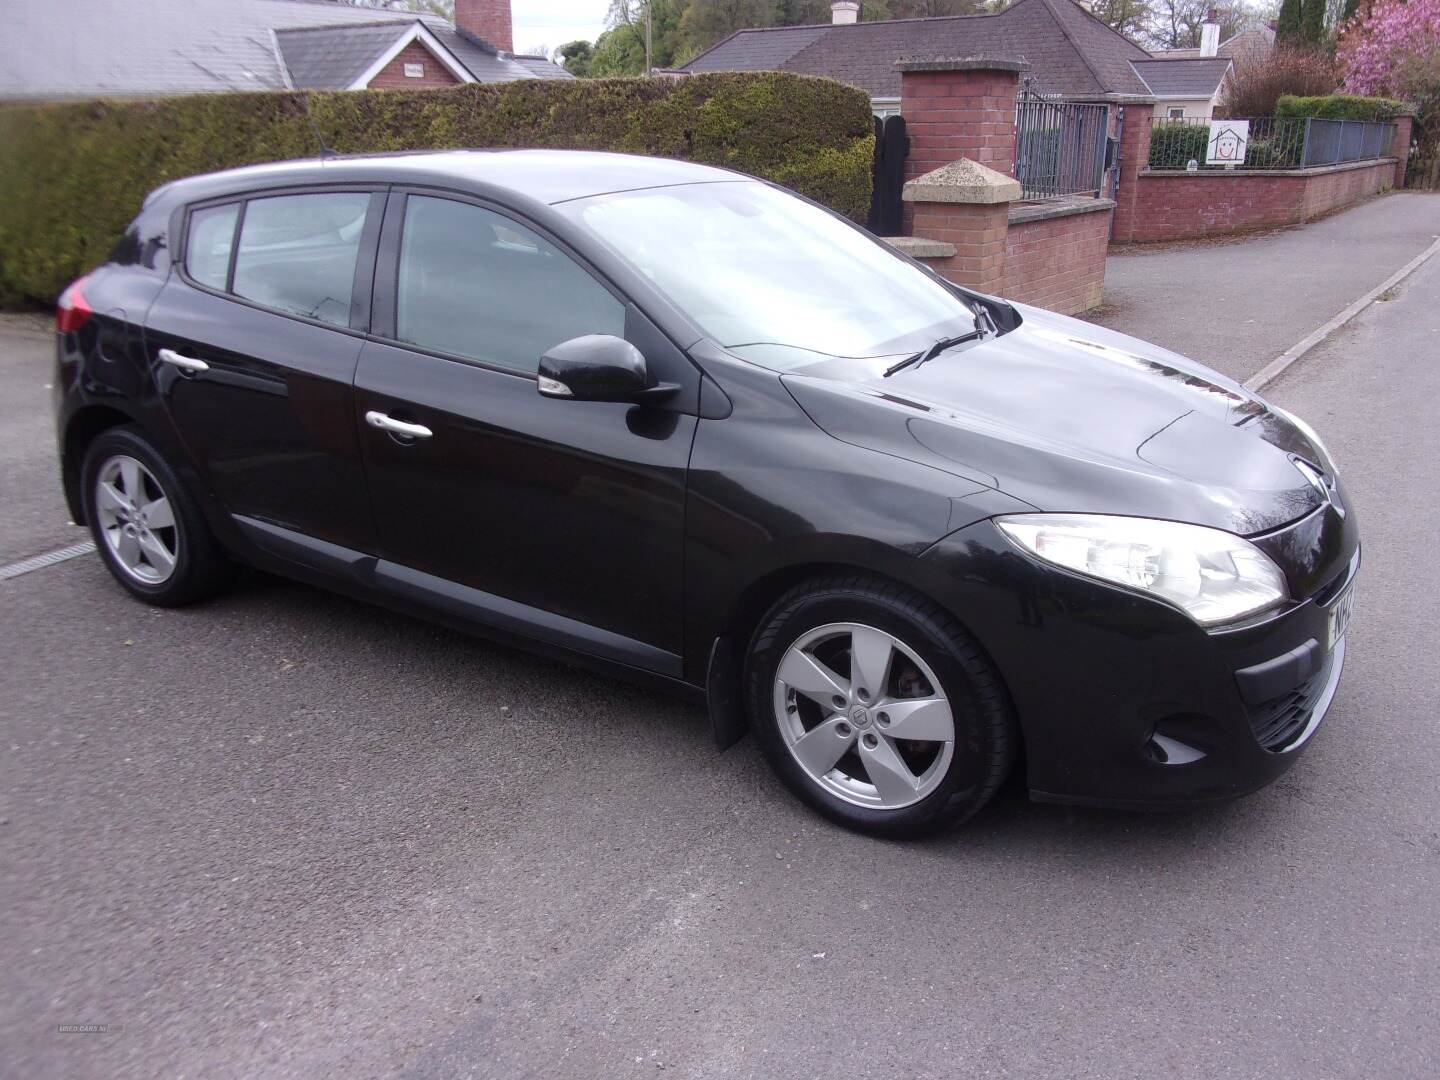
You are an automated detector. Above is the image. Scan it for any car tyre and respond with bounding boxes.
[745,575,1017,838]
[81,425,233,607]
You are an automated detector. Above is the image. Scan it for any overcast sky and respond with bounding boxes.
[511,0,610,55]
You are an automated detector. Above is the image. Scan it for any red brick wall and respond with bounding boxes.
[1002,206,1113,315]
[456,0,512,53]
[1120,159,1396,243]
[365,40,462,90]
[900,68,1020,184]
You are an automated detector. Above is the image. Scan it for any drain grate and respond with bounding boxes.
[0,540,97,581]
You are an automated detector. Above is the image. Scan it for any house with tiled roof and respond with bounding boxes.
[1151,22,1275,66]
[0,0,567,103]
[680,0,1156,116]
[1137,12,1276,119]
[1131,57,1233,120]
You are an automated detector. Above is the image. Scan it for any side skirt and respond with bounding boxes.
[232,515,691,685]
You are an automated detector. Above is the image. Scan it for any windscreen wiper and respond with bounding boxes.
[883,328,982,378]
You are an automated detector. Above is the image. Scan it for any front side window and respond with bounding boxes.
[186,204,239,291]
[557,181,974,370]
[231,192,371,327]
[395,196,625,373]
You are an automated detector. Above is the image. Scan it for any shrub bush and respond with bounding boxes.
[1148,123,1210,168]
[1220,46,1339,118]
[1275,93,1408,119]
[0,73,874,305]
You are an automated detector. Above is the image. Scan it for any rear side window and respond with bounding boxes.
[186,204,239,290]
[395,195,624,372]
[230,193,371,327]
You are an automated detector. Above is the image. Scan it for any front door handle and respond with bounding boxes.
[157,348,209,373]
[365,411,433,440]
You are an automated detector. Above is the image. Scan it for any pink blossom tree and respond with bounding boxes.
[1340,0,1440,186]
[1339,0,1440,96]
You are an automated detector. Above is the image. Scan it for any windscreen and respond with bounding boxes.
[557,181,980,369]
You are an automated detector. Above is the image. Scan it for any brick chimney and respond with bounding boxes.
[455,0,512,54]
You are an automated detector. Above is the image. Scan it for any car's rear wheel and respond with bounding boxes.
[81,426,232,606]
[745,576,1016,838]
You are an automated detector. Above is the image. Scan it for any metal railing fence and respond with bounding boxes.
[1015,94,1110,200]
[1147,115,1397,171]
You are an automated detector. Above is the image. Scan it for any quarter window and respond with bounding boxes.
[395,196,625,373]
[231,192,371,327]
[186,204,239,291]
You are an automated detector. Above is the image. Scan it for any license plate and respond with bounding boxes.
[1327,582,1355,649]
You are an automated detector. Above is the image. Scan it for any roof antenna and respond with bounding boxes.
[298,92,338,159]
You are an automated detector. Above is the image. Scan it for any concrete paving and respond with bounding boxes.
[1095,191,1440,384]
[3,226,1439,1078]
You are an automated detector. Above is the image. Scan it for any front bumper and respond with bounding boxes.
[920,510,1358,810]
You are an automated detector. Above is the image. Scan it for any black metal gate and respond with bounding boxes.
[1014,90,1109,201]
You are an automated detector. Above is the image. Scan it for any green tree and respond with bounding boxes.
[1277,0,1305,42]
[590,1,688,74]
[1088,0,1154,40]
[557,40,594,76]
[679,0,776,54]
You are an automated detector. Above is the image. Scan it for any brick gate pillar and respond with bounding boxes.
[901,159,1020,295]
[898,57,1026,236]
[1392,112,1415,189]
[1109,98,1155,244]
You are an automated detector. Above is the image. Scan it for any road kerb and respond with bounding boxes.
[1245,235,1440,393]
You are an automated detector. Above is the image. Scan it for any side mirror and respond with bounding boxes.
[538,335,678,404]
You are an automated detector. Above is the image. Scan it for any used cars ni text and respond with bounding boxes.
[53,151,1358,836]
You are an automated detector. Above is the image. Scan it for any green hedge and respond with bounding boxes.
[0,72,874,305]
[1276,94,1408,121]
[1148,122,1210,168]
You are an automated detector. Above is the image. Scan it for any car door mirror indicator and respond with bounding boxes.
[538,335,678,404]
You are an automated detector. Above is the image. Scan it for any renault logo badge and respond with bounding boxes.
[1293,458,1344,518]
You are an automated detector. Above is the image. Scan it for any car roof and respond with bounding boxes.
[152,149,749,208]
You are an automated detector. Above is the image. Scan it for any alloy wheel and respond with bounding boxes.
[94,454,179,585]
[772,622,956,810]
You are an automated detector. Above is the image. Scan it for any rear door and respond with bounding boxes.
[353,190,698,665]
[145,187,385,550]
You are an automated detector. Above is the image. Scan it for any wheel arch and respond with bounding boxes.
[704,557,1024,770]
[61,404,135,525]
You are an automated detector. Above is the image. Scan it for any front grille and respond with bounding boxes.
[1247,646,1337,751]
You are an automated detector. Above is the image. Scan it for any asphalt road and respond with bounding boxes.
[4,209,1440,1079]
[1095,191,1440,384]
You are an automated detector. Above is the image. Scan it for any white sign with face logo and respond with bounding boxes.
[1206,120,1250,166]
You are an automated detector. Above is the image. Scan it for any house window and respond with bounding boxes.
[404,62,425,79]
[1168,107,1185,119]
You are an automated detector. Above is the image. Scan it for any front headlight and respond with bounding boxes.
[996,514,1289,627]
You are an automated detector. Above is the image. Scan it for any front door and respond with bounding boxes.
[146,188,384,550]
[353,192,697,663]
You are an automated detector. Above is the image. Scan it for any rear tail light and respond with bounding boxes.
[56,274,94,334]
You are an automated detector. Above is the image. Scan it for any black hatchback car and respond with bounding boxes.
[54,150,1358,836]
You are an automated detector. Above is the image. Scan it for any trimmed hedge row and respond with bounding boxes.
[0,72,875,305]
[1276,94,1408,121]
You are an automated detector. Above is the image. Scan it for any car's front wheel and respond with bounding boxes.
[81,425,232,606]
[745,576,1017,838]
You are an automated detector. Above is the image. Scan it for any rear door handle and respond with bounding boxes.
[157,348,210,373]
[365,411,433,440]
